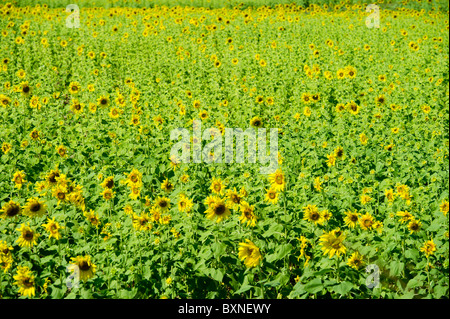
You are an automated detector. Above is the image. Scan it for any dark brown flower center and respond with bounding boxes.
[30,202,41,212]
[159,201,167,208]
[7,205,20,217]
[24,231,33,240]
[106,180,114,188]
[79,261,90,271]
[214,204,225,215]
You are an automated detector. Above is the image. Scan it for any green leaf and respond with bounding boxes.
[234,284,253,295]
[208,268,224,282]
[262,223,283,238]
[433,285,449,299]
[304,278,323,294]
[289,281,306,298]
[332,281,353,296]
[390,260,405,278]
[276,244,293,260]
[264,279,280,287]
[405,249,419,261]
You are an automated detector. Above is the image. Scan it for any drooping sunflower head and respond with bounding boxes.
[238,240,261,268]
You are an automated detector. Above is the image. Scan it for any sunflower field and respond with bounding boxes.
[0,0,448,299]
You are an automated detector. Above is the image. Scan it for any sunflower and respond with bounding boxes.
[205,197,231,223]
[226,187,242,210]
[0,247,13,273]
[70,255,96,281]
[302,205,324,225]
[397,211,413,223]
[56,145,67,158]
[326,152,336,167]
[264,187,279,204]
[334,146,344,159]
[250,116,263,128]
[68,81,81,94]
[97,95,109,107]
[199,109,208,120]
[109,107,121,119]
[303,106,311,117]
[420,239,436,258]
[45,169,60,188]
[360,194,372,205]
[70,99,84,115]
[161,178,174,192]
[0,94,11,107]
[336,69,346,79]
[42,218,63,240]
[52,186,68,205]
[22,197,47,218]
[375,94,386,105]
[335,103,345,112]
[177,194,193,213]
[301,93,311,104]
[154,196,171,213]
[384,189,396,202]
[359,213,375,230]
[345,66,357,78]
[239,201,257,227]
[124,168,142,188]
[343,210,359,228]
[13,266,35,298]
[84,209,100,228]
[12,170,26,189]
[210,177,225,195]
[319,228,346,258]
[268,168,285,192]
[29,129,40,141]
[238,240,261,268]
[19,81,31,96]
[130,114,140,126]
[0,200,21,219]
[347,101,360,115]
[359,133,368,145]
[440,200,449,216]
[15,224,39,248]
[347,252,364,270]
[407,218,422,234]
[101,188,114,201]
[100,176,114,189]
[132,212,152,231]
